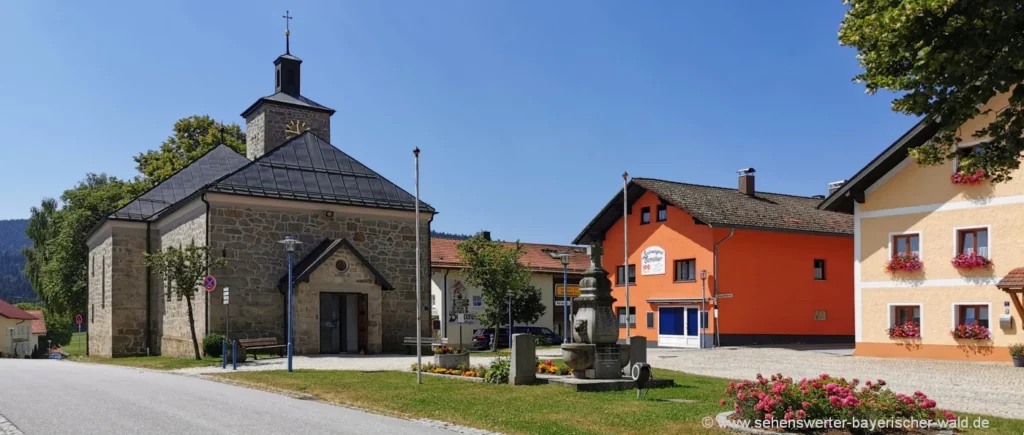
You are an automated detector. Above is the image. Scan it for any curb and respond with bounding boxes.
[0,415,24,435]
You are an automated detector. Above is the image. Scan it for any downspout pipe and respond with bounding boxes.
[442,268,450,339]
[201,193,211,338]
[712,227,735,348]
[146,221,152,354]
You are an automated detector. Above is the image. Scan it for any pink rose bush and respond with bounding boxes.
[885,253,923,273]
[951,252,992,270]
[951,323,990,340]
[951,170,986,185]
[723,373,955,431]
[886,322,921,339]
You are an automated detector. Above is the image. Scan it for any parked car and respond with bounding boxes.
[470,326,562,350]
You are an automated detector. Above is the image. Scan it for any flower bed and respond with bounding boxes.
[411,362,485,378]
[886,322,921,339]
[951,252,992,270]
[723,373,955,432]
[885,253,923,273]
[536,359,572,376]
[951,324,991,340]
[951,170,987,185]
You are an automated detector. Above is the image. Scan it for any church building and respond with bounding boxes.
[86,31,434,358]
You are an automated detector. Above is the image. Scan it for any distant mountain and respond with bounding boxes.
[0,219,34,303]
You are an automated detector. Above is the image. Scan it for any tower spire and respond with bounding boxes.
[283,10,293,54]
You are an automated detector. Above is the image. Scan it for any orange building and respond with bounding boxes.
[574,171,855,347]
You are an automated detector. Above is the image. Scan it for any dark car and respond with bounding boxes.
[470,326,562,350]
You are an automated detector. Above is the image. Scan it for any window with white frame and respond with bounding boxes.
[891,233,920,258]
[890,305,921,327]
[956,227,989,257]
[471,295,483,308]
[954,304,989,328]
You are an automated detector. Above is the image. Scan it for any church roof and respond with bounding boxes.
[209,131,435,213]
[278,238,395,292]
[240,92,335,118]
[111,145,250,221]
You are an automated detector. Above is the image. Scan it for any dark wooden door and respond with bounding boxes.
[357,294,368,353]
[320,293,341,353]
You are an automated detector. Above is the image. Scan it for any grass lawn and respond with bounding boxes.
[220,367,1024,435]
[62,332,88,356]
[70,355,222,370]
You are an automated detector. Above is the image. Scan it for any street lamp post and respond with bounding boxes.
[700,269,708,348]
[278,235,302,372]
[559,253,571,343]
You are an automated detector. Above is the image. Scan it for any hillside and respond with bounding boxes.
[0,219,34,302]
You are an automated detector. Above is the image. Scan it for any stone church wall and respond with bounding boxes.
[109,227,148,356]
[207,202,430,353]
[245,101,331,160]
[154,211,208,358]
[87,236,113,357]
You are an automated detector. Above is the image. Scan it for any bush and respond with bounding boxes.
[724,373,955,432]
[202,334,225,358]
[485,356,511,384]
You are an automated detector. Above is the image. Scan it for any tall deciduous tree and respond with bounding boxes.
[145,245,226,360]
[456,235,545,351]
[839,0,1024,182]
[134,115,246,185]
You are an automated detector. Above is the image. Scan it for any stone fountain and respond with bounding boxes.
[562,242,631,379]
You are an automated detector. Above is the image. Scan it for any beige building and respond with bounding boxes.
[0,300,37,357]
[821,93,1022,362]
[430,235,590,346]
[86,36,434,358]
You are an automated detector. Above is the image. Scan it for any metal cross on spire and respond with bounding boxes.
[283,10,293,54]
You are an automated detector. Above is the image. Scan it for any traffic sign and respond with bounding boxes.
[203,275,217,292]
[75,314,83,325]
[717,293,734,299]
[222,287,230,305]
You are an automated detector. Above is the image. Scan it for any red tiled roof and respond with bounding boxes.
[25,310,46,335]
[431,238,591,274]
[0,299,37,320]
[997,267,1024,289]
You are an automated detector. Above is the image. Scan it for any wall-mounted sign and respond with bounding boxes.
[641,246,666,276]
[555,284,581,298]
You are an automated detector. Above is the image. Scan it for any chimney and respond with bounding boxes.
[479,231,492,241]
[828,180,847,196]
[738,168,756,196]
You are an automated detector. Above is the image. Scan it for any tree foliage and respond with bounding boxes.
[133,115,246,185]
[456,235,545,350]
[145,245,226,360]
[839,0,1024,182]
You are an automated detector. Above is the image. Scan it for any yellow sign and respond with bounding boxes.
[555,284,581,298]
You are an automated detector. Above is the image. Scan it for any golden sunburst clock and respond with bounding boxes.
[284,120,309,138]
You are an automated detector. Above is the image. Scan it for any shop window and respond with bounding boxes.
[616,265,636,285]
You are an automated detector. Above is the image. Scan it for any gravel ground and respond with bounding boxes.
[174,347,1024,420]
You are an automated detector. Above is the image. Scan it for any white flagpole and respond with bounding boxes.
[623,172,630,339]
[414,147,422,385]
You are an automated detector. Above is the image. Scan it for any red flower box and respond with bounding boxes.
[951,170,986,185]
[887,322,920,339]
[950,323,990,340]
[885,253,923,273]
[951,252,992,270]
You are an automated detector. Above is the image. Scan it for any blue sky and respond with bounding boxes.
[0,1,915,244]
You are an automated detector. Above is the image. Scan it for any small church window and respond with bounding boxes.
[276,70,281,89]
[335,259,349,272]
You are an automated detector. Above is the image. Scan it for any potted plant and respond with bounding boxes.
[951,252,993,270]
[885,253,923,273]
[1009,343,1024,367]
[432,345,470,369]
[951,170,987,185]
[886,322,920,339]
[950,323,991,340]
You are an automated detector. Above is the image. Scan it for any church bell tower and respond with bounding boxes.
[241,11,335,161]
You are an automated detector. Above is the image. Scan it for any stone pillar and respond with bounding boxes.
[627,336,647,374]
[510,333,536,385]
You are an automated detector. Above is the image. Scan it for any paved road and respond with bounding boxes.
[0,359,461,435]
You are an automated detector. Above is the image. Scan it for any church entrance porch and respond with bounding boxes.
[318,292,368,354]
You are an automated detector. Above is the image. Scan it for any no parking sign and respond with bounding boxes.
[203,275,217,292]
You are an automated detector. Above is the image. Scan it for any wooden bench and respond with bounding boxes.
[402,337,448,354]
[236,337,287,361]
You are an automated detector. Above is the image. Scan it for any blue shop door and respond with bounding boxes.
[657,306,700,348]
[686,307,699,337]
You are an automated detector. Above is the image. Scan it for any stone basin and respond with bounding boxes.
[561,343,595,378]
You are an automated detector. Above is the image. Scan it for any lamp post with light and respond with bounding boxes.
[700,269,708,348]
[278,235,302,372]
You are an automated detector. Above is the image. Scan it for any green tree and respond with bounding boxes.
[14,302,44,311]
[145,245,226,360]
[839,0,1024,182]
[134,115,246,185]
[456,235,545,351]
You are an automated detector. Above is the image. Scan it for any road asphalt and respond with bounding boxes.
[0,359,462,435]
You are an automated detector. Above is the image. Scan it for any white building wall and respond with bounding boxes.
[430,269,556,347]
